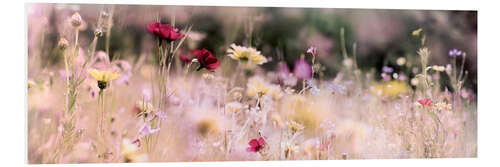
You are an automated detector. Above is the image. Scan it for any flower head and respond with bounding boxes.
[71,12,83,27]
[138,124,160,137]
[121,138,147,163]
[28,80,36,89]
[191,48,220,72]
[196,118,220,137]
[286,120,304,134]
[396,57,406,66]
[432,65,445,72]
[293,58,312,80]
[58,37,69,50]
[147,22,185,42]
[246,77,272,98]
[382,66,394,73]
[306,46,317,56]
[246,137,266,153]
[448,48,462,57]
[89,69,120,89]
[417,98,432,107]
[226,44,267,65]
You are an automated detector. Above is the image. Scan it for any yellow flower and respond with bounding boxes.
[432,65,445,72]
[226,44,267,65]
[196,118,220,137]
[396,57,406,66]
[371,80,409,98]
[412,28,423,36]
[28,80,36,89]
[286,120,304,134]
[121,139,147,163]
[284,143,299,158]
[89,69,119,89]
[246,77,270,98]
[434,102,452,111]
[136,101,154,112]
[225,101,242,113]
[271,113,284,128]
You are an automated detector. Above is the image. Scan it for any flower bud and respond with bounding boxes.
[58,37,69,50]
[94,28,103,37]
[71,12,83,27]
[396,57,406,66]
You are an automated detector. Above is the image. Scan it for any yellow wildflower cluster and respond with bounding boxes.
[372,80,410,98]
[226,43,267,65]
[246,77,281,99]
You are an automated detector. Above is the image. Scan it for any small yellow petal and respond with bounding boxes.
[89,69,102,81]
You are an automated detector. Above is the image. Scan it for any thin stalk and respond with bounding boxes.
[105,6,115,56]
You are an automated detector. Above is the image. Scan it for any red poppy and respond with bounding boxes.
[246,137,265,153]
[147,22,185,42]
[418,98,432,107]
[190,49,220,72]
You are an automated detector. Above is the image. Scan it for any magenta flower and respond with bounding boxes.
[191,48,220,72]
[147,22,185,42]
[294,58,312,80]
[246,137,265,153]
[307,46,317,56]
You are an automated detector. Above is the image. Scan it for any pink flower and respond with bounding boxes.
[307,46,317,56]
[191,48,220,72]
[246,137,265,153]
[418,98,432,107]
[294,58,312,80]
[147,22,185,42]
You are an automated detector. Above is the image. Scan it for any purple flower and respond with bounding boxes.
[381,73,391,81]
[276,62,290,81]
[382,66,394,73]
[294,58,312,80]
[398,73,407,81]
[138,124,160,137]
[448,48,462,57]
[154,111,167,120]
[276,62,298,87]
[59,69,72,81]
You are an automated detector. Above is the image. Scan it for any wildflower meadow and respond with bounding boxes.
[27,4,477,163]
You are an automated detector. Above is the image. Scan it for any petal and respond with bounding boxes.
[147,22,161,34]
[89,69,101,81]
[248,139,259,147]
[109,72,120,81]
[169,32,185,41]
[246,147,257,152]
[258,137,265,146]
[205,59,220,71]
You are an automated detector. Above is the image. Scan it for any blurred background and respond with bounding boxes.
[27,3,477,92]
